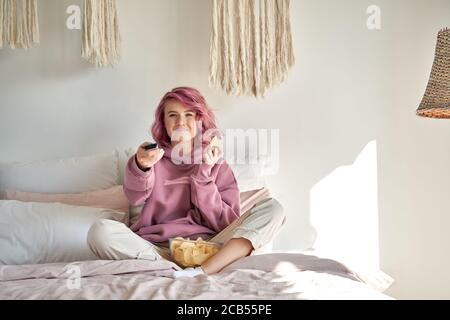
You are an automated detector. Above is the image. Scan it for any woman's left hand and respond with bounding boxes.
[203,146,223,166]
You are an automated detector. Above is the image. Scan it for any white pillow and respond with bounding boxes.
[0,152,119,198]
[0,200,127,265]
[117,147,135,185]
[229,163,267,192]
[228,153,273,192]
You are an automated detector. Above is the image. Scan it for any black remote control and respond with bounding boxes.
[144,143,158,150]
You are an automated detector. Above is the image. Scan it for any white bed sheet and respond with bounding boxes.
[0,252,393,300]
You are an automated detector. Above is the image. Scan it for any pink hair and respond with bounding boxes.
[151,87,220,148]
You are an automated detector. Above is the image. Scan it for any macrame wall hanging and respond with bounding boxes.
[82,0,121,67]
[0,0,39,49]
[210,0,295,98]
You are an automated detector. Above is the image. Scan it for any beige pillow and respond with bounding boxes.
[5,185,129,216]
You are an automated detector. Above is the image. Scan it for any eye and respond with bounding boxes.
[186,113,194,117]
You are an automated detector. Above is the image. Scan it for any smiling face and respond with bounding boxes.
[164,100,198,146]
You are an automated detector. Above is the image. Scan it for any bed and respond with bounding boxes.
[0,149,394,300]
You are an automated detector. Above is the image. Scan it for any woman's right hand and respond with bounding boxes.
[136,142,164,171]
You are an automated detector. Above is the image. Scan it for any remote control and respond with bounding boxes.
[144,143,158,150]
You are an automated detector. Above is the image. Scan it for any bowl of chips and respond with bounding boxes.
[169,237,221,268]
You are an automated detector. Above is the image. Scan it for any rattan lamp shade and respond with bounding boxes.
[417,28,450,119]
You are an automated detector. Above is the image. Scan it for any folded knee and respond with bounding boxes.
[87,218,117,248]
[266,198,286,227]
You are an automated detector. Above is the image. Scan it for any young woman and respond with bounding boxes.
[88,87,286,277]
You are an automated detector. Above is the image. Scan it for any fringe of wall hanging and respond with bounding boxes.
[0,0,39,49]
[82,0,121,67]
[210,0,295,98]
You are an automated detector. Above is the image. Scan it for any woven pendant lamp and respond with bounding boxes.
[417,28,450,119]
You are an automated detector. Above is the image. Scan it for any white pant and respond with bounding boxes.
[87,197,286,262]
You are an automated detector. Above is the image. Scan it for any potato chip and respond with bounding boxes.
[180,241,196,249]
[192,253,211,265]
[170,239,183,252]
[183,247,195,265]
[206,245,218,255]
[195,244,206,253]
[173,247,184,264]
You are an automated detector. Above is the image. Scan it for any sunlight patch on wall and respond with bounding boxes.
[310,140,379,271]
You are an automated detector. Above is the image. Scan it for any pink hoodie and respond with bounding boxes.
[123,146,241,244]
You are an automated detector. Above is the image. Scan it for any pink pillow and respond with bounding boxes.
[5,185,129,214]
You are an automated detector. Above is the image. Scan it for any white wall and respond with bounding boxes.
[376,0,450,300]
[0,0,449,299]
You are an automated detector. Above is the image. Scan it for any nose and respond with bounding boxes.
[176,115,186,127]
